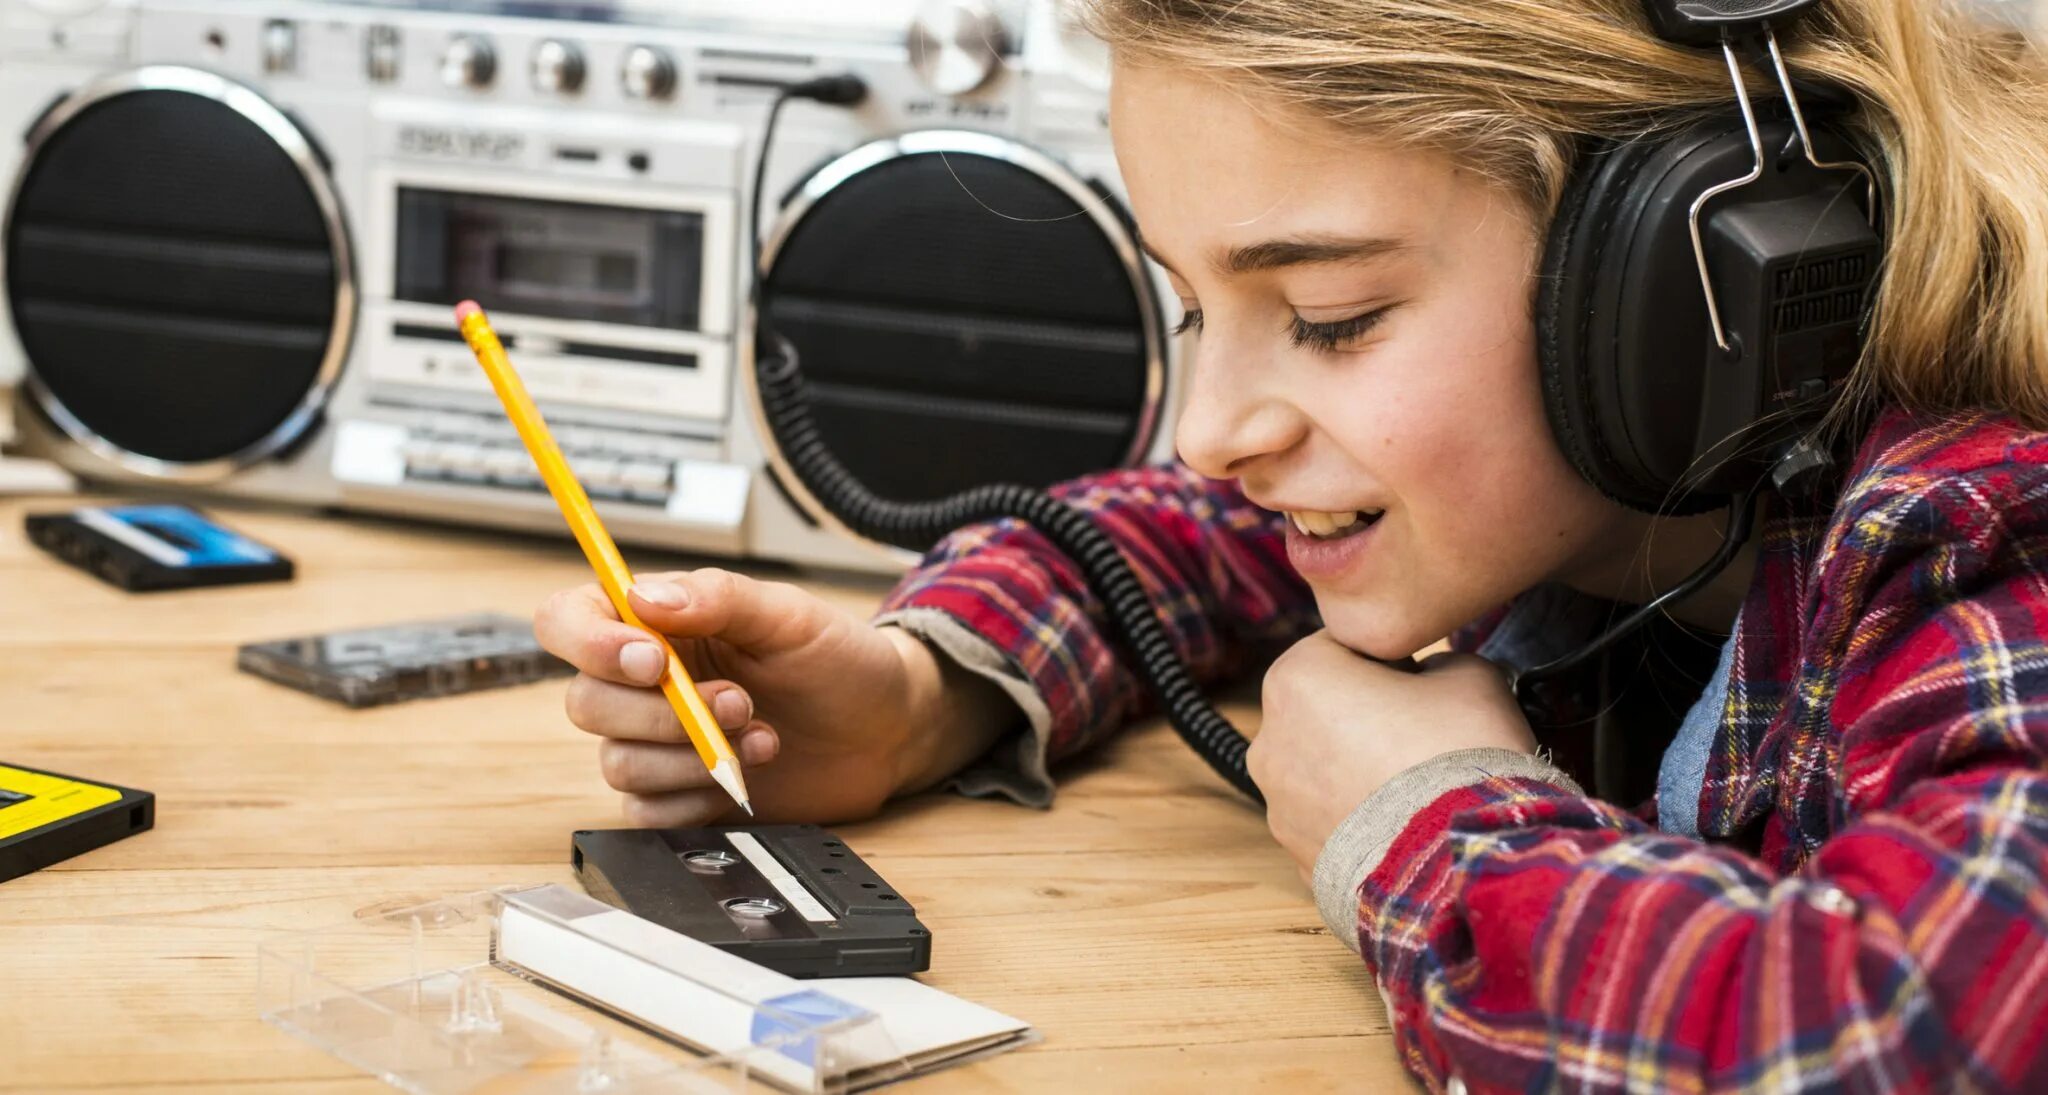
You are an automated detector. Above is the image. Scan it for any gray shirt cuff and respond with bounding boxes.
[1311,747,1583,953]
[874,608,1057,808]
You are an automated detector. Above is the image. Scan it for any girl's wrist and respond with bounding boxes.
[881,625,1014,797]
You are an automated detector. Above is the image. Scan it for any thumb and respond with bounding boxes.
[628,569,832,654]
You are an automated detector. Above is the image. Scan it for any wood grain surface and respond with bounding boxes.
[0,494,1407,1092]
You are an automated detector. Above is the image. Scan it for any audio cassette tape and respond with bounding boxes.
[236,612,572,708]
[572,825,931,979]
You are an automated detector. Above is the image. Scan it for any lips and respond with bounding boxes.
[1280,507,1386,580]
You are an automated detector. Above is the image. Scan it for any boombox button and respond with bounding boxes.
[484,449,539,484]
[577,457,626,489]
[439,444,490,477]
[618,462,672,499]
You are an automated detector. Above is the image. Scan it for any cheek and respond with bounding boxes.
[1304,311,1614,655]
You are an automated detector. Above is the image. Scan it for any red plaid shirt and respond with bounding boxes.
[879,407,2048,1092]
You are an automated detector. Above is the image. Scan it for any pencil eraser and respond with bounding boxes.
[454,300,483,323]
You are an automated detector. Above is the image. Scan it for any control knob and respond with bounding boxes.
[621,44,677,100]
[532,38,587,95]
[440,34,496,89]
[907,0,1006,96]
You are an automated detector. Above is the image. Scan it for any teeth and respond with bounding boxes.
[1288,509,1379,539]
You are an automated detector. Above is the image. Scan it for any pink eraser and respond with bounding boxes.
[454,300,483,322]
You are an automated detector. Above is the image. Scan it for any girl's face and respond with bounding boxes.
[1112,62,1645,659]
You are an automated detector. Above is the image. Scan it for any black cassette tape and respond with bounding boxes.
[237,612,574,708]
[26,504,293,592]
[572,825,931,979]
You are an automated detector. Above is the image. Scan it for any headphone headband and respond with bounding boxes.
[1640,0,1821,47]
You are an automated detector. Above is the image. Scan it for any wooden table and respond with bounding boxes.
[0,493,1407,1092]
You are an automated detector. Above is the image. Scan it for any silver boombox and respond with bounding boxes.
[0,0,1179,571]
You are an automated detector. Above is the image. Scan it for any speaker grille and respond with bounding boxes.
[759,142,1159,507]
[6,73,349,468]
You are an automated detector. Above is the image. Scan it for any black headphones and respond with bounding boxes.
[1536,0,1885,516]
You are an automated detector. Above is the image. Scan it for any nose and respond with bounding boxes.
[1173,339,1307,480]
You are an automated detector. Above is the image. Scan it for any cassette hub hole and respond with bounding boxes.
[682,849,740,874]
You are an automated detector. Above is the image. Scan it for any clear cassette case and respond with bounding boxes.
[257,887,910,1094]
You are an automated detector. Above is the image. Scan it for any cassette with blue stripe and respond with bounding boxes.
[25,503,294,592]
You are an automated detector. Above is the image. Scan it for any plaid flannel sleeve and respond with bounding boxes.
[1351,441,2048,1093]
[874,461,1318,805]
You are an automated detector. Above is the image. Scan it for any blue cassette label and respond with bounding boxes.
[74,505,280,569]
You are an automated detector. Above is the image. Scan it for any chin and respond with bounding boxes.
[1312,594,1439,662]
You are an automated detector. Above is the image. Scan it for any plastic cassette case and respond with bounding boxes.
[258,888,910,1095]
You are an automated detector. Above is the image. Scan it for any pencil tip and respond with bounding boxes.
[707,759,754,817]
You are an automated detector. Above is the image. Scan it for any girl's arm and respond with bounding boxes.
[1350,423,2048,1093]
[875,461,1318,805]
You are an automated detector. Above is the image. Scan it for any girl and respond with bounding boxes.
[534,0,2048,1089]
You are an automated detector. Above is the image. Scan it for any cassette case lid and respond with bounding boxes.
[257,887,910,1095]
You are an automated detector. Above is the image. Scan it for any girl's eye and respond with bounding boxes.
[1172,307,1204,336]
[1289,306,1394,352]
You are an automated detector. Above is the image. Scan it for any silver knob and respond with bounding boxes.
[620,44,677,101]
[908,0,1006,97]
[261,20,297,74]
[532,38,587,95]
[440,35,496,90]
[365,24,401,83]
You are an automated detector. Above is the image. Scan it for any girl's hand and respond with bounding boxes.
[534,569,1013,827]
[1250,631,1536,880]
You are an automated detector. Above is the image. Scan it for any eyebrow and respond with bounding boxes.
[1137,233,1413,277]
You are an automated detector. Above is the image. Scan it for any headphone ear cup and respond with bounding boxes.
[1537,137,1723,515]
[1535,145,1618,501]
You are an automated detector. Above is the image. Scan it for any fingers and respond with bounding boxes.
[598,723,781,794]
[567,676,755,742]
[535,583,669,686]
[627,569,830,654]
[622,788,738,828]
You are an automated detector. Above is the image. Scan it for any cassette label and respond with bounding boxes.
[0,764,120,841]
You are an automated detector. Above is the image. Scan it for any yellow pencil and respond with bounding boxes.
[454,300,752,817]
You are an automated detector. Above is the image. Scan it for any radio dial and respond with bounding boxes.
[532,39,587,95]
[908,0,1006,97]
[621,45,677,101]
[440,35,496,89]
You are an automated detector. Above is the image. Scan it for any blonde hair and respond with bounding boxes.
[1080,0,2048,428]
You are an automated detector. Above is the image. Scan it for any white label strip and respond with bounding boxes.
[73,508,188,567]
[727,832,836,923]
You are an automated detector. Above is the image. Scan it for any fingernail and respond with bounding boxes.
[620,641,665,684]
[633,582,690,609]
[712,689,752,730]
[740,728,778,765]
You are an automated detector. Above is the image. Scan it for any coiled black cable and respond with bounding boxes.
[751,332,1262,802]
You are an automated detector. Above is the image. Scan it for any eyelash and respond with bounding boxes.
[1289,308,1392,352]
[1169,306,1394,352]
